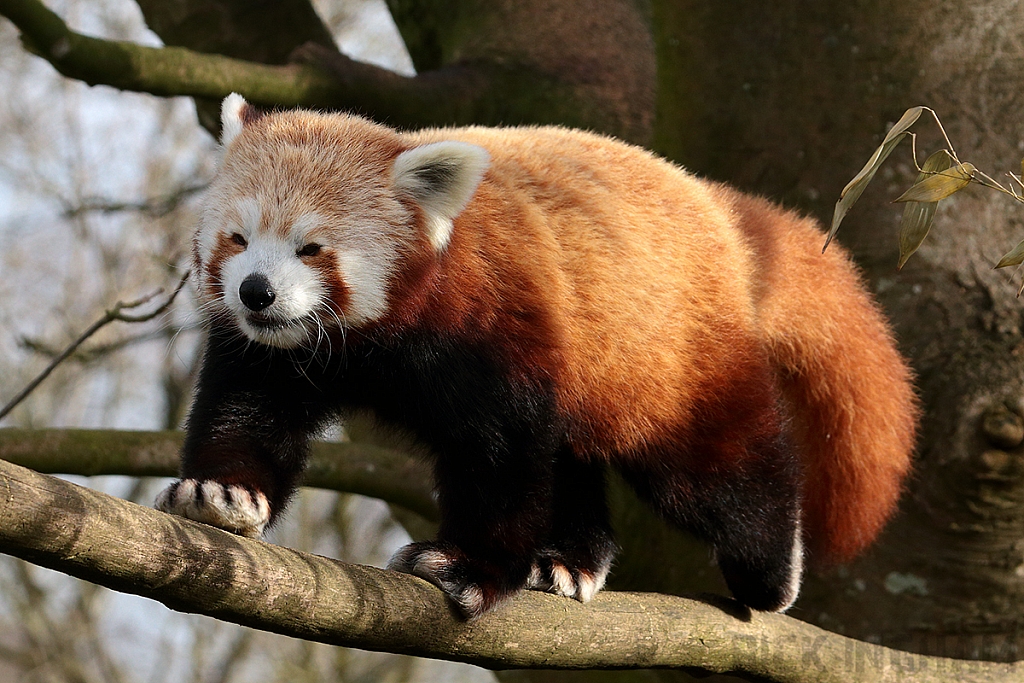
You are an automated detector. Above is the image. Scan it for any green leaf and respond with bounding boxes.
[897,150,952,269]
[894,162,974,203]
[824,106,924,252]
[996,238,1024,269]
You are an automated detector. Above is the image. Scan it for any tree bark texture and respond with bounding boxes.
[134,0,658,141]
[0,453,1020,683]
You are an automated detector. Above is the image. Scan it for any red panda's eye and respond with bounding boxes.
[231,233,247,248]
[297,243,322,257]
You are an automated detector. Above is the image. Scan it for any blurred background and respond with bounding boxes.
[0,1,490,680]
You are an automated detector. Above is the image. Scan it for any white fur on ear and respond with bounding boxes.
[393,141,490,251]
[220,93,247,147]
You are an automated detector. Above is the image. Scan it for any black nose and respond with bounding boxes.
[239,274,276,311]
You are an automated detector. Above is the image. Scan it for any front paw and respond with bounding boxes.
[155,479,271,538]
[388,541,527,619]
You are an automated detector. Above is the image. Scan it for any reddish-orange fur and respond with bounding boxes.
[206,110,916,565]
[725,191,917,560]
[389,125,915,562]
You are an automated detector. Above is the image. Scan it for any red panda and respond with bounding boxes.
[156,93,916,618]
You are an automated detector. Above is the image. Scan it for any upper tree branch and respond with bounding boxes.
[0,0,585,133]
[0,0,342,107]
[0,0,593,133]
[0,456,1014,682]
[132,0,337,67]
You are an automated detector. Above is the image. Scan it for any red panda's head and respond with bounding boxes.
[193,94,490,349]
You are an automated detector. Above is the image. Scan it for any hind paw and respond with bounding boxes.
[526,550,613,602]
[718,520,804,613]
[155,479,270,538]
[388,541,525,619]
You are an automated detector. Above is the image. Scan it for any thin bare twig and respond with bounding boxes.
[1006,173,1024,198]
[924,106,960,163]
[18,326,198,363]
[62,184,207,219]
[0,271,190,421]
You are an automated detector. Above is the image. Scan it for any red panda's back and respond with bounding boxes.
[410,125,768,455]
[407,125,915,561]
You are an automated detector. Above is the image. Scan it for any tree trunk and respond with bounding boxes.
[652,0,1024,661]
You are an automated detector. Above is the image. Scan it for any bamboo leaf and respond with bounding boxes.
[897,150,952,269]
[894,162,975,203]
[825,133,905,251]
[996,238,1024,269]
[845,109,923,193]
[824,107,923,252]
[881,106,925,145]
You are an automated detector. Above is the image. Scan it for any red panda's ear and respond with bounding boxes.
[220,93,264,147]
[393,141,490,251]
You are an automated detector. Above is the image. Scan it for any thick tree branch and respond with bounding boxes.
[0,456,1014,682]
[132,0,337,67]
[0,0,342,107]
[0,428,439,522]
[0,0,590,133]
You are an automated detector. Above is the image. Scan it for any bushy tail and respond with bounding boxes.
[745,200,917,562]
[772,311,916,562]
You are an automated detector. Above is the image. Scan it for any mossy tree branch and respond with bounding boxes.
[0,0,374,109]
[132,0,338,66]
[0,0,617,134]
[0,455,1015,682]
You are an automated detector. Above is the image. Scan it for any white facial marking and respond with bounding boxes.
[195,197,262,282]
[236,197,262,234]
[195,212,221,276]
[220,231,326,348]
[290,212,325,243]
[336,250,390,323]
[197,194,400,338]
[289,210,396,327]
